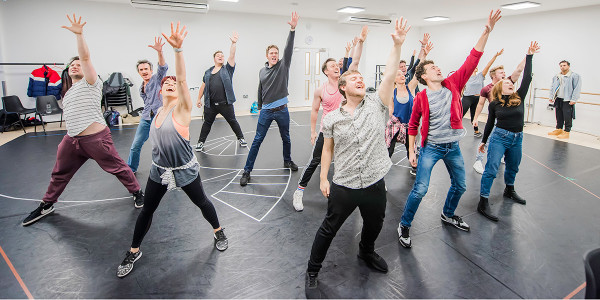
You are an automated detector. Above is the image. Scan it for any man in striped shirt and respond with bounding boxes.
[22,14,144,227]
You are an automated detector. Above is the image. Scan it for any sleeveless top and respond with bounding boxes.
[149,106,199,189]
[319,82,344,132]
[392,87,414,124]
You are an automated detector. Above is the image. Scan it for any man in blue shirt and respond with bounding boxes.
[127,37,168,182]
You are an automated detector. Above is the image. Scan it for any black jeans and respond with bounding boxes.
[131,176,220,248]
[298,132,324,188]
[198,103,244,143]
[555,97,573,132]
[307,179,387,273]
[462,95,479,131]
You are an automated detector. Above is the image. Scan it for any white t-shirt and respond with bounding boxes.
[62,78,106,137]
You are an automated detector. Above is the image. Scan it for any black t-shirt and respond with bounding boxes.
[208,68,227,105]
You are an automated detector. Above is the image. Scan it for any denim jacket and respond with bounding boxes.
[202,63,236,108]
[550,71,582,102]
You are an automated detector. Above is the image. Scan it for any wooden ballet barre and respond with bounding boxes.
[535,88,600,96]
[533,96,600,106]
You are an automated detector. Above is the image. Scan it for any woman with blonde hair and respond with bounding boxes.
[477,41,539,222]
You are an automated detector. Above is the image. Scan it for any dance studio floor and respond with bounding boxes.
[0,109,598,298]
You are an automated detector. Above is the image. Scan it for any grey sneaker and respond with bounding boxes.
[116,250,142,278]
[195,142,204,152]
[441,214,470,231]
[214,228,228,251]
[293,189,304,211]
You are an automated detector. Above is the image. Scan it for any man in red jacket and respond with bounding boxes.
[397,10,502,248]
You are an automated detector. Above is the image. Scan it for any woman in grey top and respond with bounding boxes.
[461,49,503,137]
[117,22,228,278]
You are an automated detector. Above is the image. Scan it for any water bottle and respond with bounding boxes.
[46,103,52,114]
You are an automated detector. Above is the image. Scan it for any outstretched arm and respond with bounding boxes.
[516,41,539,99]
[348,26,368,71]
[378,18,411,108]
[62,14,97,85]
[408,41,432,93]
[481,49,503,77]
[474,10,502,52]
[162,22,192,116]
[228,31,238,67]
[283,12,299,68]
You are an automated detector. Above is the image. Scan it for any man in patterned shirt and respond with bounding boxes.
[22,14,143,226]
[304,18,410,297]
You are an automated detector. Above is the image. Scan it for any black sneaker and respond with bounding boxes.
[305,272,321,299]
[195,142,204,152]
[214,228,228,251]
[441,214,470,231]
[240,171,251,186]
[133,190,144,208]
[284,160,298,171]
[409,167,417,176]
[238,139,247,147]
[474,131,483,138]
[116,250,142,278]
[398,225,411,248]
[22,202,55,226]
[357,250,388,273]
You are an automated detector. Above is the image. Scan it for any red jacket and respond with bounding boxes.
[408,48,483,147]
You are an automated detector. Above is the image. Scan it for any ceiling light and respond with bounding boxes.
[502,1,540,10]
[423,16,449,22]
[337,6,365,14]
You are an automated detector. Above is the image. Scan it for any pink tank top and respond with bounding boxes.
[320,82,344,131]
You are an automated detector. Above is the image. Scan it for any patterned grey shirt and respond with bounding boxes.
[322,93,392,189]
[426,87,465,144]
[463,72,484,96]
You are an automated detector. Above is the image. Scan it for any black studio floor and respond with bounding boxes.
[0,110,598,298]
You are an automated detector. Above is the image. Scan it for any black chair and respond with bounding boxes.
[35,95,63,134]
[1,95,37,133]
[103,72,133,114]
[585,247,600,299]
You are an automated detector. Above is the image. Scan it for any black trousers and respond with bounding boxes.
[131,175,220,248]
[461,95,479,131]
[198,103,244,143]
[555,97,574,132]
[298,132,324,188]
[307,179,387,273]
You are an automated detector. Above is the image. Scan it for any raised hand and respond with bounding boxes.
[358,25,369,42]
[527,41,540,55]
[352,36,359,47]
[288,11,299,29]
[391,17,411,45]
[423,42,434,56]
[148,36,165,52]
[345,41,352,54]
[484,9,502,34]
[412,49,417,56]
[162,21,188,49]
[419,33,430,47]
[62,14,86,35]
[230,31,239,44]
[495,48,504,57]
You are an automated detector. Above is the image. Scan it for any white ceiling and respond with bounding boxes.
[92,0,600,26]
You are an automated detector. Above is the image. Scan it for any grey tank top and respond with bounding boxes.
[149,107,199,187]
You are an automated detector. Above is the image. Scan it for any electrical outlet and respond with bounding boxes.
[243,94,248,99]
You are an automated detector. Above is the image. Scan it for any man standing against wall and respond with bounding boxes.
[127,37,168,175]
[548,60,581,139]
[240,12,299,186]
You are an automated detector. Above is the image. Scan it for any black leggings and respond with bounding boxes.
[198,104,244,143]
[462,95,479,131]
[131,175,220,248]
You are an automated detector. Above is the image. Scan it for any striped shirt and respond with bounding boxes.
[63,78,106,137]
[426,87,465,144]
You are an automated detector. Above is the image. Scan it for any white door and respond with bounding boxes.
[288,47,328,108]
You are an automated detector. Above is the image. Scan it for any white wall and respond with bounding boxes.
[0,0,420,120]
[417,5,600,136]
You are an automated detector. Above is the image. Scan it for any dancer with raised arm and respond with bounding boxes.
[398,10,502,249]
[304,18,410,298]
[22,14,144,226]
[117,22,228,278]
[477,42,539,221]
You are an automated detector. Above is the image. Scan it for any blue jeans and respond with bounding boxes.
[400,141,467,228]
[127,118,152,172]
[244,106,291,172]
[480,127,523,198]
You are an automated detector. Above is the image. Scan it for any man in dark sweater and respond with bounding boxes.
[240,12,300,186]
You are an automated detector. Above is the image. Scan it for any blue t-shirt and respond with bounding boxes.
[392,88,414,124]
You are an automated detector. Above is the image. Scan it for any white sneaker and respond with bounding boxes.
[473,160,484,174]
[293,189,304,212]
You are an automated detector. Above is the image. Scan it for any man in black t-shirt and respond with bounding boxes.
[195,32,246,151]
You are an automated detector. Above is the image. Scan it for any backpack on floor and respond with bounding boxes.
[103,107,120,127]
[250,101,259,114]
